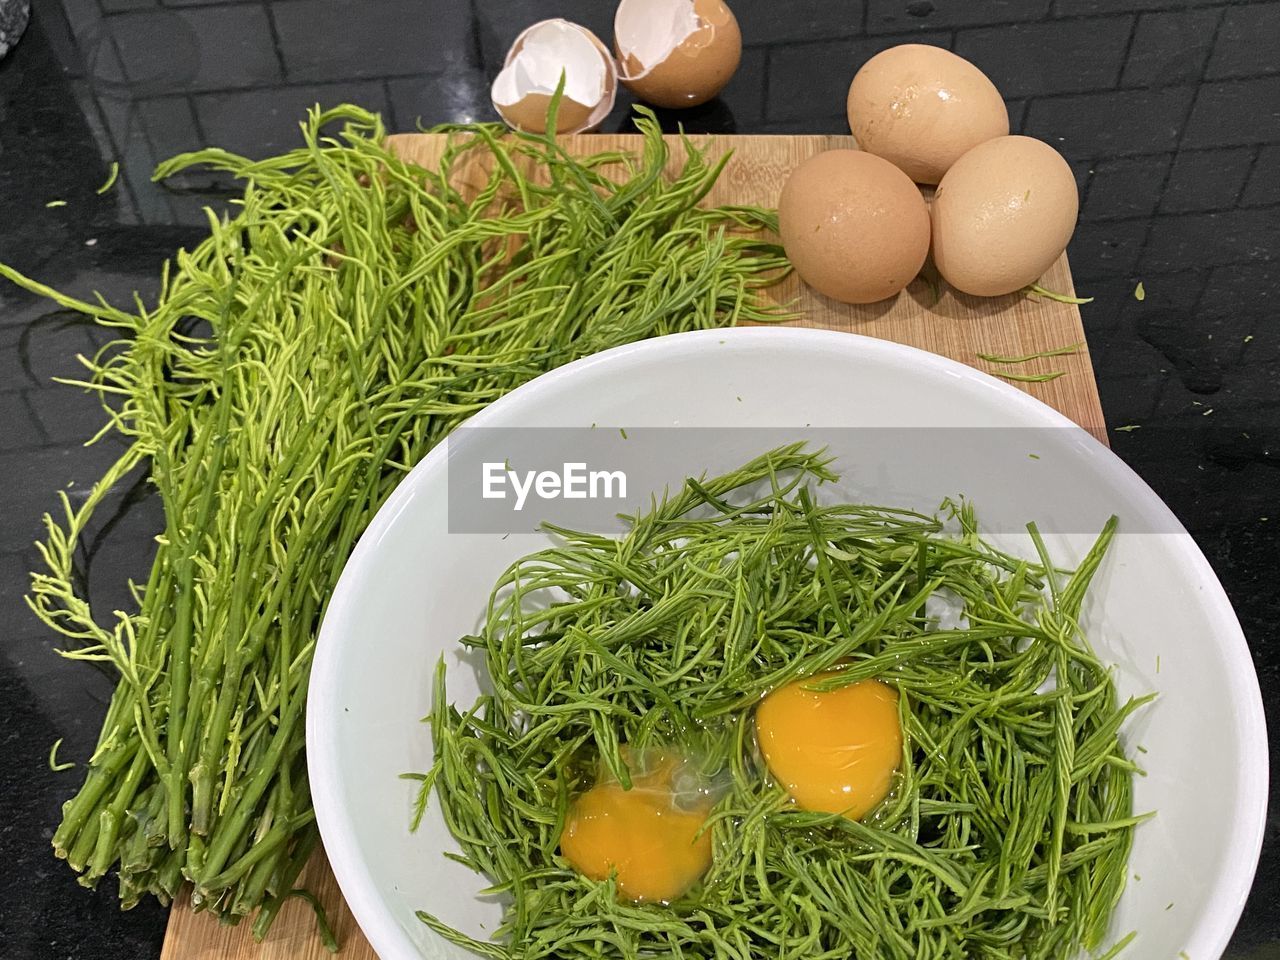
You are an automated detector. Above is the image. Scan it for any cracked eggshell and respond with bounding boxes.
[847,44,1008,185]
[491,19,617,135]
[614,0,741,109]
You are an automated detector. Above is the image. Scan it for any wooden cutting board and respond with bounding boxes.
[160,133,1106,960]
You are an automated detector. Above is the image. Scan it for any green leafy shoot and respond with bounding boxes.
[1,103,790,939]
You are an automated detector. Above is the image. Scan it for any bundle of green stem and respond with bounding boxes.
[422,446,1149,960]
[3,104,788,939]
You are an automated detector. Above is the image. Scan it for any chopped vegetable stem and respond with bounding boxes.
[1026,283,1094,305]
[49,738,75,772]
[978,341,1082,365]
[991,370,1069,383]
[97,161,120,195]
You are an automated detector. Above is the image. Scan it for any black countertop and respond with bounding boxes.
[1,2,1276,958]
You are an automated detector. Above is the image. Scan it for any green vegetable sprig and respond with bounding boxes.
[2,104,789,941]
[978,342,1081,385]
[978,341,1082,365]
[1025,283,1094,305]
[421,445,1148,960]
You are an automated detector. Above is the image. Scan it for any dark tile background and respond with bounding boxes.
[1,1,1277,958]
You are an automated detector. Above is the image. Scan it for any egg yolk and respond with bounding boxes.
[559,753,713,902]
[755,675,902,820]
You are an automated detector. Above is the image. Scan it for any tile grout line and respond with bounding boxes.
[1112,11,1141,89]
[1047,1,1247,21]
[100,47,144,224]
[381,78,398,132]
[17,391,53,446]
[261,0,289,81]
[759,46,771,123]
[1232,144,1264,208]
[70,52,1280,110]
[185,92,212,149]
[93,0,1258,39]
[1135,4,1230,276]
[468,0,484,71]
[861,4,1235,34]
[1075,149,1098,221]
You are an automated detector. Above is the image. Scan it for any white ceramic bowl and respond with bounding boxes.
[309,328,1267,960]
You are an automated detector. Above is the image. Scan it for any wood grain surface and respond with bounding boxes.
[162,132,1107,960]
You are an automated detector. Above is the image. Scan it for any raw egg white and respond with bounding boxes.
[490,20,617,135]
[778,149,931,304]
[846,44,1008,185]
[559,750,713,902]
[755,675,902,819]
[931,135,1079,297]
[614,0,741,109]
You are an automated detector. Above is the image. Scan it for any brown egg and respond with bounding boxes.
[778,150,931,305]
[847,44,1008,185]
[491,20,617,135]
[614,0,741,109]
[931,136,1079,297]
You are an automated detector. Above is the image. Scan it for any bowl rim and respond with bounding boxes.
[308,326,1268,960]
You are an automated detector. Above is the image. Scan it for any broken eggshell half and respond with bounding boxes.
[614,0,741,109]
[491,19,618,135]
